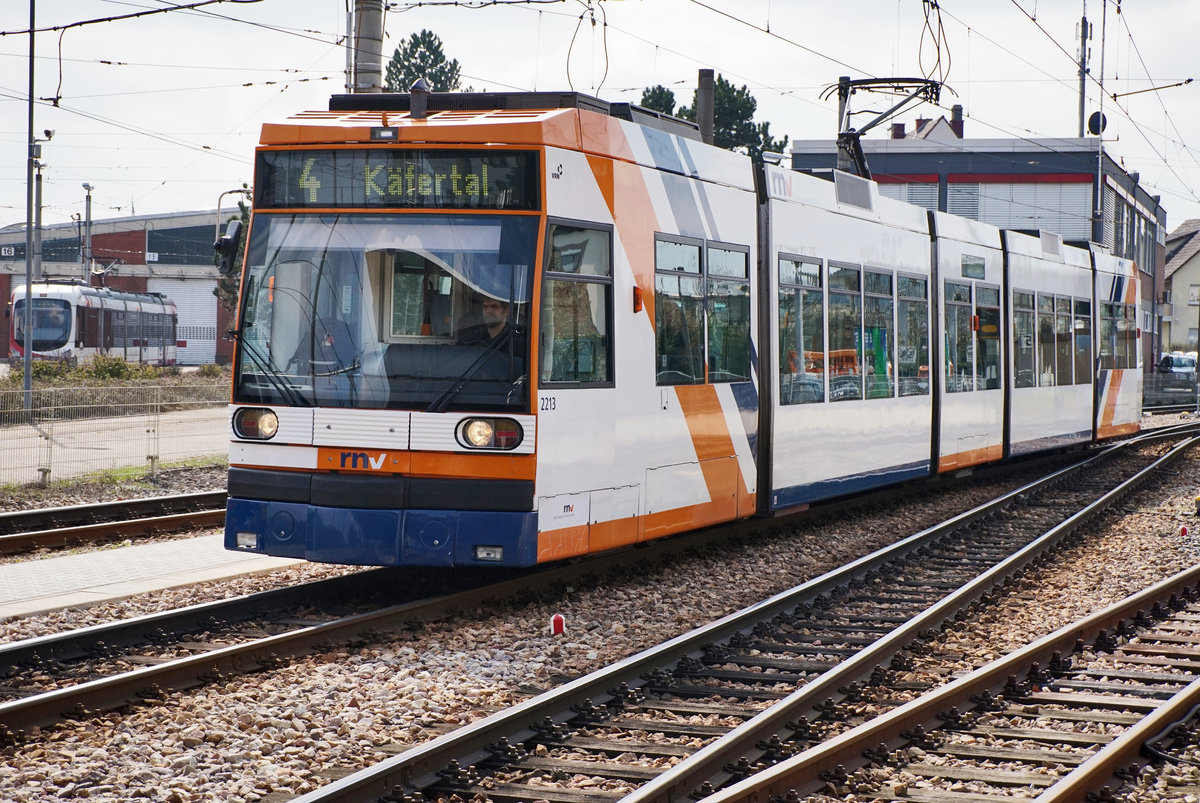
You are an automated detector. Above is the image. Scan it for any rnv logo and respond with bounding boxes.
[341,452,388,470]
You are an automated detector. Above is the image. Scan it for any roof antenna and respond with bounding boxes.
[410,77,431,119]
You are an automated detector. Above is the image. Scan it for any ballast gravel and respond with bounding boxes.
[1,417,1198,801]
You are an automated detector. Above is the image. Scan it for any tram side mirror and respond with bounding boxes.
[214,220,243,275]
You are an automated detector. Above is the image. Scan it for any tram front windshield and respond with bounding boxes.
[234,213,537,413]
[12,298,71,352]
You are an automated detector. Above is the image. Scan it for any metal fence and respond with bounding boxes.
[1144,375,1200,409]
[0,383,229,487]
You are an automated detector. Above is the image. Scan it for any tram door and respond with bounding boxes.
[932,215,1005,472]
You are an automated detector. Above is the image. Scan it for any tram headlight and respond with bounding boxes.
[457,417,522,450]
[464,419,493,447]
[233,407,280,440]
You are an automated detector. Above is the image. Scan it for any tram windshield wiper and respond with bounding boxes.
[312,360,360,378]
[231,327,311,407]
[425,328,515,413]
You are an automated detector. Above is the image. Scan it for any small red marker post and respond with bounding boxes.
[549,614,566,635]
[1183,526,1189,537]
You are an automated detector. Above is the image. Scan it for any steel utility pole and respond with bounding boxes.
[1078,1,1091,137]
[23,0,35,410]
[344,5,354,94]
[82,183,94,281]
[353,0,384,93]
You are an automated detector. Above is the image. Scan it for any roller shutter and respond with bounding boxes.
[146,277,217,365]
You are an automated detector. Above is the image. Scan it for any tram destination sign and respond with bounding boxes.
[255,149,539,210]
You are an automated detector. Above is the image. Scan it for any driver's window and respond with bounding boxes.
[380,251,462,342]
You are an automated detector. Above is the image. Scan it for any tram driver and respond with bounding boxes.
[457,297,518,348]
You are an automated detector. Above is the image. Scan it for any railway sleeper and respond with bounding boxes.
[605,716,730,737]
[1129,632,1200,646]
[846,592,948,605]
[1017,689,1164,711]
[546,735,697,758]
[778,622,893,636]
[673,667,810,686]
[767,631,884,647]
[960,724,1116,747]
[745,641,860,658]
[455,780,626,803]
[518,756,664,781]
[996,705,1143,725]
[1047,677,1187,697]
[814,616,914,630]
[890,579,975,591]
[1115,653,1200,671]
[626,699,762,718]
[716,652,841,673]
[900,761,1061,787]
[867,791,1043,803]
[642,681,793,700]
[932,742,1088,767]
[1064,667,1200,684]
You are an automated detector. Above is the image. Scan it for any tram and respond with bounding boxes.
[221,90,1140,568]
[9,281,178,366]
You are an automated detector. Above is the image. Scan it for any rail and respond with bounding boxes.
[0,491,227,554]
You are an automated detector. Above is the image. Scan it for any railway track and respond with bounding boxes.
[1,427,1193,796]
[0,441,1107,741]
[702,564,1200,803]
[0,490,227,554]
[275,433,1198,803]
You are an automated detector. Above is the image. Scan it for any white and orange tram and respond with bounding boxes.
[9,281,178,366]
[222,91,1141,568]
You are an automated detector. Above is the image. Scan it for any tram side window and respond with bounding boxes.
[945,282,973,393]
[828,263,862,401]
[1037,293,1056,386]
[1099,303,1117,370]
[1123,304,1138,369]
[779,257,824,404]
[1074,299,1092,384]
[1013,291,1036,388]
[707,246,750,383]
[655,238,704,385]
[539,224,612,385]
[896,276,929,396]
[1055,295,1073,385]
[977,286,1001,390]
[864,271,894,399]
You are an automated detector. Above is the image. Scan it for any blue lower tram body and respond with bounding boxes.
[224,468,539,567]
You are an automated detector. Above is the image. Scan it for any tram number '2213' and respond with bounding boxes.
[540,396,557,412]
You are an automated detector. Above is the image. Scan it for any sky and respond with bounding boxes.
[2,0,1198,234]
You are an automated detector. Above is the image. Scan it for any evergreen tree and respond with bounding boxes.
[384,29,464,93]
[672,75,788,162]
[639,85,677,115]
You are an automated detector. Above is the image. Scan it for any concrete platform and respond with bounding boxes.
[0,534,302,620]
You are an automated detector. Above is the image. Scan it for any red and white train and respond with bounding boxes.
[222,90,1141,568]
[9,281,178,366]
